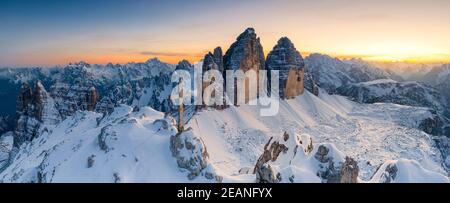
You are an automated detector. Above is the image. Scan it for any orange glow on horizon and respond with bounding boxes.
[10,51,450,68]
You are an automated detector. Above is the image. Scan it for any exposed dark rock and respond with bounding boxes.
[113,172,121,183]
[314,144,359,183]
[0,132,14,170]
[87,87,98,112]
[14,81,61,146]
[305,73,319,96]
[419,116,443,135]
[169,128,221,181]
[98,125,117,152]
[314,145,331,163]
[87,155,95,168]
[176,60,193,71]
[375,163,398,183]
[255,163,281,183]
[49,82,100,119]
[339,157,359,183]
[253,131,312,183]
[433,136,450,170]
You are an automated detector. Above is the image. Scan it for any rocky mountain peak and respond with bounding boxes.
[176,60,192,71]
[224,28,265,72]
[276,37,295,49]
[223,28,265,104]
[267,37,304,69]
[266,37,305,99]
[236,27,256,41]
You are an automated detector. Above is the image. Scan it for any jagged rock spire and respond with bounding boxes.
[223,28,265,104]
[224,27,265,72]
[14,81,61,146]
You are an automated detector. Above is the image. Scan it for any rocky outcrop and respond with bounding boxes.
[373,162,398,183]
[254,131,314,183]
[50,82,99,119]
[14,81,61,146]
[201,48,225,108]
[95,83,135,114]
[0,132,13,170]
[153,113,177,133]
[223,28,265,104]
[266,37,305,99]
[87,87,98,112]
[170,128,221,182]
[433,136,450,170]
[418,115,443,135]
[339,157,359,183]
[314,144,359,183]
[203,47,224,73]
[98,125,117,152]
[305,73,319,96]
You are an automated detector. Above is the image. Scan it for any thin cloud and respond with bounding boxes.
[139,51,204,57]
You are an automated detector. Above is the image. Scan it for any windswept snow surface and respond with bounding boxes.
[188,90,448,182]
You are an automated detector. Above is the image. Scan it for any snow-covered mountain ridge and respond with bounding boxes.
[1,91,448,183]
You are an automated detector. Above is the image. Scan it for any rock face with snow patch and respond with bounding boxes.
[266,37,305,99]
[15,81,61,146]
[314,144,359,183]
[98,125,117,152]
[49,82,98,119]
[203,47,224,74]
[253,131,314,183]
[223,28,265,104]
[433,136,450,170]
[304,54,399,93]
[0,132,13,170]
[304,73,319,96]
[170,128,221,182]
[201,47,226,108]
[339,157,359,183]
[369,159,449,183]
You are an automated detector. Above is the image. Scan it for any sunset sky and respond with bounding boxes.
[1,0,450,66]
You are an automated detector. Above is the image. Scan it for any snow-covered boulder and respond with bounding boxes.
[369,159,449,183]
[253,130,316,183]
[313,143,361,183]
[170,128,221,182]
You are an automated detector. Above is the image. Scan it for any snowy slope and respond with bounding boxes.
[1,91,448,183]
[0,106,214,183]
[187,91,448,182]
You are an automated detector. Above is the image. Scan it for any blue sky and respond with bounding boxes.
[1,0,450,66]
